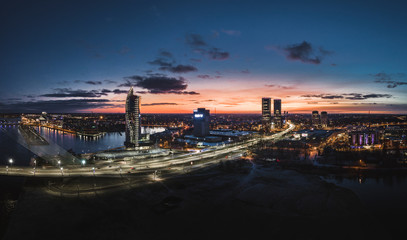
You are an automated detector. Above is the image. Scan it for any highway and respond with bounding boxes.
[0,122,295,178]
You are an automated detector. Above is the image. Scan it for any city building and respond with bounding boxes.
[262,98,271,130]
[312,111,320,128]
[349,131,379,147]
[193,108,210,137]
[274,99,282,128]
[124,87,141,148]
[321,111,328,128]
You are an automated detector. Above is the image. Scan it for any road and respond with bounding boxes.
[0,122,295,178]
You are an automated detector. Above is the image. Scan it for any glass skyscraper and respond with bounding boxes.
[274,99,282,128]
[125,87,140,148]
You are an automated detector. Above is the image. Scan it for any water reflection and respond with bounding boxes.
[0,126,165,166]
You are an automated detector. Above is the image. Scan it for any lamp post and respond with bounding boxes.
[60,167,64,176]
[92,167,95,176]
[81,159,86,167]
[57,160,61,168]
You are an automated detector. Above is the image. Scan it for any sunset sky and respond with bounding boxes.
[1,0,407,114]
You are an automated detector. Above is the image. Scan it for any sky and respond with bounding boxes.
[1,0,407,114]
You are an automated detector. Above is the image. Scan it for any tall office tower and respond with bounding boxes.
[124,87,141,148]
[193,108,210,137]
[274,99,282,128]
[262,98,272,130]
[312,111,320,128]
[321,111,328,128]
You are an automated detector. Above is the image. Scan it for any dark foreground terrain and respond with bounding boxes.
[1,161,402,240]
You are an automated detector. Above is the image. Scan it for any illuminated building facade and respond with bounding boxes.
[321,111,328,128]
[312,111,320,128]
[262,98,271,129]
[124,87,140,148]
[274,99,282,128]
[193,108,210,137]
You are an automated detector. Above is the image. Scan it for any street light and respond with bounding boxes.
[60,167,64,176]
[81,159,86,167]
[9,159,13,172]
[92,167,95,176]
[57,160,61,168]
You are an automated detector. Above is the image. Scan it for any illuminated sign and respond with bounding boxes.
[194,114,204,118]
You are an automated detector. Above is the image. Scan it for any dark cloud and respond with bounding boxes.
[186,34,207,48]
[120,75,199,95]
[159,64,197,73]
[302,93,392,100]
[241,69,250,74]
[0,99,114,113]
[141,102,178,106]
[265,84,295,90]
[149,50,197,73]
[159,50,173,58]
[104,80,117,84]
[372,72,407,88]
[112,89,127,94]
[148,58,174,68]
[74,80,103,85]
[206,48,230,60]
[279,41,333,64]
[41,88,108,98]
[345,93,392,100]
[185,33,230,61]
[197,75,222,79]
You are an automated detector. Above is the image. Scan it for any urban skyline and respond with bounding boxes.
[1,1,407,114]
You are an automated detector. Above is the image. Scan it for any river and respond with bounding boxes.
[0,125,165,166]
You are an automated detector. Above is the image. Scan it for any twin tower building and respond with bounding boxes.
[262,98,283,130]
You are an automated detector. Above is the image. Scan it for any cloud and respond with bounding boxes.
[160,64,198,73]
[185,33,230,61]
[221,29,241,36]
[372,72,407,88]
[206,48,230,60]
[74,80,103,85]
[112,89,128,94]
[120,75,199,95]
[149,50,197,73]
[344,93,392,100]
[197,74,222,79]
[186,34,207,48]
[241,69,250,74]
[302,93,392,100]
[278,41,333,64]
[0,99,115,113]
[41,88,108,98]
[104,80,117,84]
[159,50,173,58]
[141,102,178,106]
[265,84,295,90]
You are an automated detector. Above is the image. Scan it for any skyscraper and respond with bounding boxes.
[262,98,271,130]
[193,108,210,137]
[124,87,140,148]
[321,111,328,128]
[312,111,320,128]
[274,99,282,128]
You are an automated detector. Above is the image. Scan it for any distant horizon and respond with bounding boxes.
[2,111,406,115]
